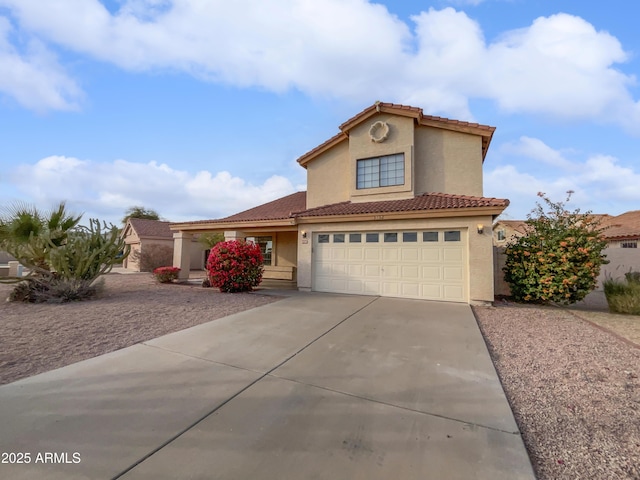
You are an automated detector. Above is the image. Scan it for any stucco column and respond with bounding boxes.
[173,231,193,281]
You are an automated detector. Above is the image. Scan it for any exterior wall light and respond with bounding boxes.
[301,231,307,239]
[477,224,484,234]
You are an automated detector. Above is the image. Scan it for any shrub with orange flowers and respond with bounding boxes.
[503,192,608,304]
[206,240,264,292]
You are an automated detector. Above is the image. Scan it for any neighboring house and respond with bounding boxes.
[492,220,528,247]
[602,210,640,248]
[493,211,640,293]
[598,210,640,284]
[122,218,205,272]
[170,102,509,304]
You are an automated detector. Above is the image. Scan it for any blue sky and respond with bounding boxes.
[1,0,639,225]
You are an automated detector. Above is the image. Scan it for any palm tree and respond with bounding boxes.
[0,201,82,271]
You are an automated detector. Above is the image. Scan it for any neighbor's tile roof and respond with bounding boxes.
[128,218,173,238]
[294,192,509,218]
[602,210,640,239]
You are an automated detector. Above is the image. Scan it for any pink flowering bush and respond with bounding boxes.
[153,266,180,283]
[206,240,263,292]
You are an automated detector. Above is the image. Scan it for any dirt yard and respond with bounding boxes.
[0,273,281,385]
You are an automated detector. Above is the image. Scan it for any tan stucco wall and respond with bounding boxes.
[348,114,415,202]
[306,140,350,209]
[275,231,297,267]
[305,114,485,209]
[297,215,496,303]
[414,127,483,197]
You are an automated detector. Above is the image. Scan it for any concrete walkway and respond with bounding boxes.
[0,294,535,480]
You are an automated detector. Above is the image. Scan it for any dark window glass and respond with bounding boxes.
[318,234,330,244]
[356,154,404,189]
[403,232,417,242]
[423,231,438,242]
[333,234,345,243]
[349,233,361,243]
[366,233,379,243]
[255,236,273,265]
[384,232,398,243]
[444,231,461,242]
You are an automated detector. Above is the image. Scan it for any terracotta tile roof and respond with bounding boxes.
[172,191,307,225]
[294,192,509,218]
[128,218,173,238]
[602,210,640,240]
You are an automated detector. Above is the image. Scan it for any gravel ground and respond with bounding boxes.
[474,304,640,480]
[0,273,281,385]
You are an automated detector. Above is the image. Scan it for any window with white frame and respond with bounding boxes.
[621,241,638,248]
[356,153,404,189]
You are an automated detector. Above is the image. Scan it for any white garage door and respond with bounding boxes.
[312,230,467,302]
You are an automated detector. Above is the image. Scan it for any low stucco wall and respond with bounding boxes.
[598,246,640,288]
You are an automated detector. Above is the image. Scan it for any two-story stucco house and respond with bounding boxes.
[170,102,509,304]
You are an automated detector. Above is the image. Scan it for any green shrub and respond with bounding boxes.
[1,204,128,302]
[503,192,608,305]
[604,276,640,315]
[206,240,263,292]
[153,266,180,283]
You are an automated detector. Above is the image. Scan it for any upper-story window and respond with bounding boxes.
[356,153,404,189]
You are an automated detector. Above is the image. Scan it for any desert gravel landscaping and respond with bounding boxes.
[475,304,640,480]
[0,273,281,385]
[2,273,639,479]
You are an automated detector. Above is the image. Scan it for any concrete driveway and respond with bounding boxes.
[0,293,535,479]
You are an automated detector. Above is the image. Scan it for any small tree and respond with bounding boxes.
[206,240,263,292]
[122,206,160,224]
[503,192,608,304]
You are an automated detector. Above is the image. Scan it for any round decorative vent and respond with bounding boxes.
[368,121,389,143]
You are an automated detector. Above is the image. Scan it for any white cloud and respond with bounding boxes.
[486,138,640,218]
[11,155,300,223]
[500,136,576,170]
[1,2,638,128]
[0,16,83,112]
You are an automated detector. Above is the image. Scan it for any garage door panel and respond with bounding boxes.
[363,264,379,276]
[401,265,419,279]
[331,248,347,261]
[401,249,419,261]
[443,248,463,262]
[421,266,441,280]
[421,284,442,298]
[443,266,464,281]
[348,249,363,261]
[382,265,399,277]
[382,249,399,262]
[313,230,467,302]
[331,264,348,275]
[382,282,399,296]
[363,281,381,294]
[401,283,420,296]
[421,249,441,262]
[364,249,380,261]
[348,264,363,276]
[444,285,464,301]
